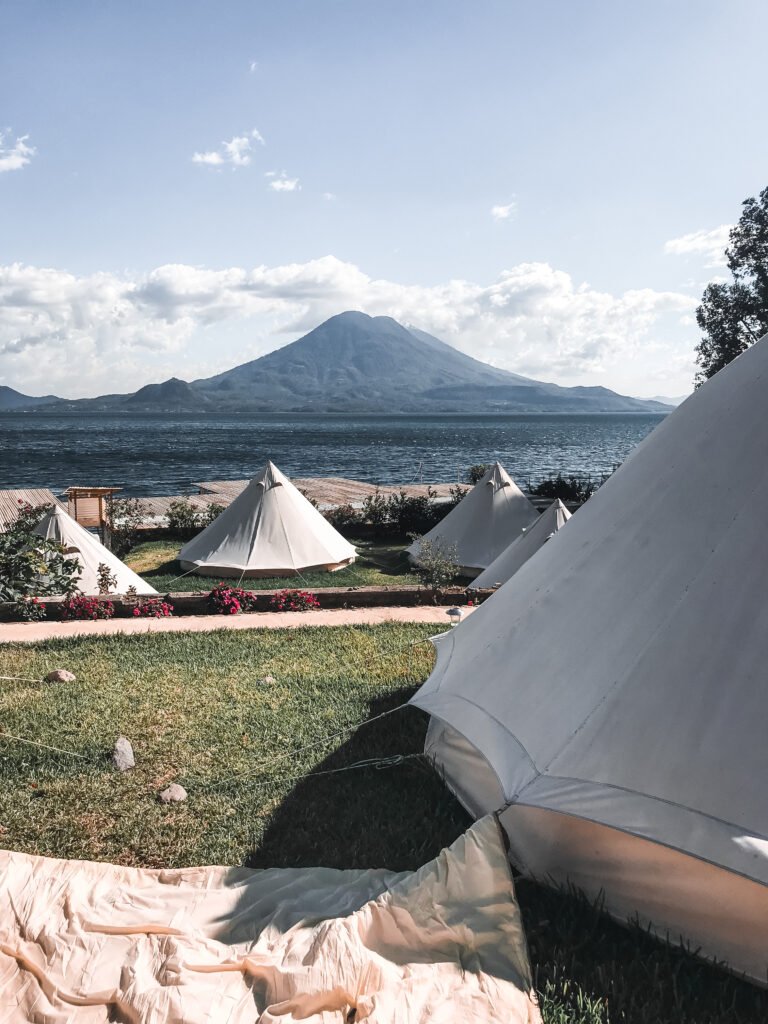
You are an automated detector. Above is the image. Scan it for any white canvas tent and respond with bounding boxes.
[179,460,356,578]
[470,499,571,590]
[407,462,538,576]
[411,336,768,982]
[33,506,157,596]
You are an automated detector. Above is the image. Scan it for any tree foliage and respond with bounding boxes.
[695,186,768,384]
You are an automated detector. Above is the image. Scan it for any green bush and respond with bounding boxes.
[0,503,80,605]
[167,498,201,533]
[167,498,224,535]
[324,503,362,530]
[106,496,144,558]
[361,490,389,533]
[409,536,460,591]
[531,472,611,503]
[466,464,490,484]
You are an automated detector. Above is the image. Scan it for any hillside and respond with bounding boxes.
[13,312,672,414]
[0,386,60,411]
[191,311,669,413]
[124,377,210,410]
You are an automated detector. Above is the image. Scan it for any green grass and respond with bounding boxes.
[0,626,765,1023]
[126,535,420,592]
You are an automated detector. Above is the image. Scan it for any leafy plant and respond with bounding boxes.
[167,498,200,533]
[0,502,80,604]
[132,598,174,618]
[324,503,362,530]
[531,473,599,503]
[361,490,389,533]
[167,498,224,535]
[96,561,118,595]
[199,502,225,527]
[106,496,144,558]
[13,595,47,621]
[409,536,460,591]
[269,589,321,612]
[466,464,490,484]
[386,488,442,535]
[60,595,115,621]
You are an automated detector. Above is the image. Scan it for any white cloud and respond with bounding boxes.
[193,129,264,168]
[267,171,301,192]
[322,192,337,201]
[0,257,696,398]
[0,131,35,173]
[249,60,258,73]
[664,225,732,267]
[491,202,516,221]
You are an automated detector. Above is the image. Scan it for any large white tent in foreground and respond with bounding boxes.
[179,460,356,578]
[407,462,538,576]
[412,337,768,981]
[33,506,157,596]
[470,498,571,590]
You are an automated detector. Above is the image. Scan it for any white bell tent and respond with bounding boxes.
[411,337,768,981]
[179,460,356,578]
[470,499,572,590]
[407,462,538,576]
[33,507,157,596]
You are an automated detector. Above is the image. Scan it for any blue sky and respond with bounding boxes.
[1,0,766,398]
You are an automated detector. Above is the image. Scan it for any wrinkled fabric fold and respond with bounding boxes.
[0,815,539,1023]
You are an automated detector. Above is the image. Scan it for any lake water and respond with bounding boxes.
[0,412,667,497]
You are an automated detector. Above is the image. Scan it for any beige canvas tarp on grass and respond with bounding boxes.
[0,815,540,1023]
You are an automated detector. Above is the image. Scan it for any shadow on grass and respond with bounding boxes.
[518,877,768,1023]
[242,687,768,1022]
[144,558,182,579]
[244,687,470,873]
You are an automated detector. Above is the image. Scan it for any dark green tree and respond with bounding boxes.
[695,186,768,384]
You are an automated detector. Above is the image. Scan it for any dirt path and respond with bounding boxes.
[0,605,474,644]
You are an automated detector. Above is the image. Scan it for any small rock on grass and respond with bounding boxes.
[257,675,276,686]
[158,783,187,804]
[45,668,76,683]
[111,736,135,771]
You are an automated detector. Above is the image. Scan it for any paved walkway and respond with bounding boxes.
[0,605,473,644]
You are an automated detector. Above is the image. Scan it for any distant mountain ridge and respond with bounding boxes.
[3,312,673,414]
[0,385,60,410]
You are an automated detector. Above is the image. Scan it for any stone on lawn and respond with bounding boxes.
[112,736,135,771]
[158,783,187,804]
[258,675,276,686]
[45,668,76,684]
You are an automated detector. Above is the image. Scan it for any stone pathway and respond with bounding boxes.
[0,605,474,644]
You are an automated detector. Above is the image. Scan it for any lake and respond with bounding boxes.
[0,412,667,497]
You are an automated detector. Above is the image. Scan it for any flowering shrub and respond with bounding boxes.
[132,598,174,618]
[269,589,321,612]
[60,595,115,621]
[207,584,256,615]
[14,595,47,622]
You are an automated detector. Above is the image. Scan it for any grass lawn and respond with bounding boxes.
[0,625,765,1023]
[125,535,422,592]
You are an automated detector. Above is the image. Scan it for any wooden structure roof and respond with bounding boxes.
[0,489,65,531]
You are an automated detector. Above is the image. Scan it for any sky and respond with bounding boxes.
[1,0,766,400]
